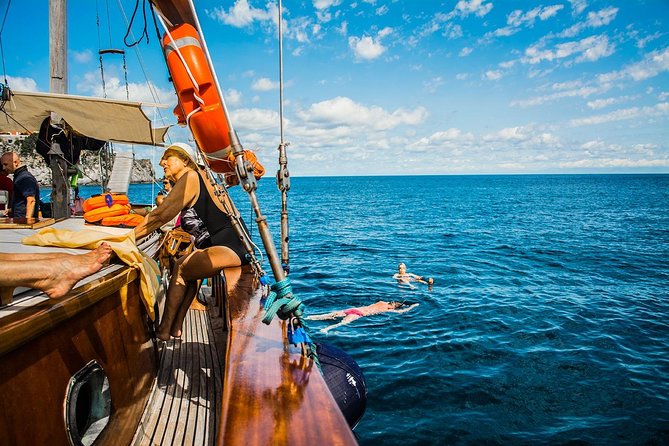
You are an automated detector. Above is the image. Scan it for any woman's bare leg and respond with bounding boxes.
[306,311,346,320]
[156,246,241,341]
[321,314,362,333]
[0,243,112,298]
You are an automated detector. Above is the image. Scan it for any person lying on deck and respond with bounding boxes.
[393,263,433,288]
[306,301,419,333]
[133,143,251,342]
[0,243,112,299]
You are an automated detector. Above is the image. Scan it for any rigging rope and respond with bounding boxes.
[124,0,150,47]
[0,0,12,87]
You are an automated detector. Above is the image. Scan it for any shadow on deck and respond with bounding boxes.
[133,294,223,446]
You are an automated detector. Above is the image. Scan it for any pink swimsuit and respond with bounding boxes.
[344,308,364,317]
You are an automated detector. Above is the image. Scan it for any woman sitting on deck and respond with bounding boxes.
[307,301,419,333]
[133,143,250,341]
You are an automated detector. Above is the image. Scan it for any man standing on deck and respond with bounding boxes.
[1,151,39,218]
[0,165,12,214]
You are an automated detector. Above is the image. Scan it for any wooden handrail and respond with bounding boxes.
[217,267,358,445]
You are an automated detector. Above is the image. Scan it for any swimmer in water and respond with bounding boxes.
[306,300,419,333]
[393,263,433,289]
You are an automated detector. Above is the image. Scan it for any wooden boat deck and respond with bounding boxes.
[133,301,222,446]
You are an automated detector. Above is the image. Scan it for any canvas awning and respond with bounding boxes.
[0,90,169,145]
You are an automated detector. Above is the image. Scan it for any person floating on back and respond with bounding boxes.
[307,300,419,333]
[393,262,433,289]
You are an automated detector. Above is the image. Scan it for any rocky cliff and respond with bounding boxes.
[1,136,156,186]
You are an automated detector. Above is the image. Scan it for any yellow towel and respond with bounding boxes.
[22,228,160,320]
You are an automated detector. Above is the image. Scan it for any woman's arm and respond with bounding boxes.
[391,303,419,314]
[133,170,199,239]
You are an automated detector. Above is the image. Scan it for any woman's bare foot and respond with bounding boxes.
[41,243,113,298]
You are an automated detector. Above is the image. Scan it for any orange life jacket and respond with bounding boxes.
[82,193,129,213]
[83,203,130,223]
[101,213,144,228]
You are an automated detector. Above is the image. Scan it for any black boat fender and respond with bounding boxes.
[316,342,367,429]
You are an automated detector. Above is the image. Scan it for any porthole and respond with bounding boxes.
[64,361,111,446]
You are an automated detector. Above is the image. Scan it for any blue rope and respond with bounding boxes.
[262,276,320,368]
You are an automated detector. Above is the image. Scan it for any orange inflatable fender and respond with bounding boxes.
[82,193,129,213]
[101,213,144,228]
[83,203,130,223]
[163,23,232,173]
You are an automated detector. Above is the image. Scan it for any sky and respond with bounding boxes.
[1,0,668,176]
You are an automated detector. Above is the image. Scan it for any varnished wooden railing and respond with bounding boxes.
[218,267,358,446]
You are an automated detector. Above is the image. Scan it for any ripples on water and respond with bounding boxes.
[77,175,669,445]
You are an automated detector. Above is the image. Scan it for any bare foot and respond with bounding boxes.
[156,320,173,341]
[41,243,113,298]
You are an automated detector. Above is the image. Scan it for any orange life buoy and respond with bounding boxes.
[101,213,144,228]
[162,23,232,173]
[82,193,129,213]
[83,203,130,223]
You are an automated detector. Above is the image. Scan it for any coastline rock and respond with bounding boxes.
[1,139,156,186]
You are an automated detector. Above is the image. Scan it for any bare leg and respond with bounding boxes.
[306,311,346,321]
[321,314,362,334]
[170,280,200,338]
[0,243,112,298]
[156,246,241,341]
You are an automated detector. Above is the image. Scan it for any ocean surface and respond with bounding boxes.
[49,174,669,445]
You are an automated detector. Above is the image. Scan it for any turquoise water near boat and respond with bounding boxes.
[44,174,669,445]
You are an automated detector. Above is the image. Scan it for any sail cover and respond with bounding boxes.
[0,91,169,145]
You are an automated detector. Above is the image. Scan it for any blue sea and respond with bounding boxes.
[47,174,669,445]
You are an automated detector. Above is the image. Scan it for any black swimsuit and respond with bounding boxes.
[179,174,250,265]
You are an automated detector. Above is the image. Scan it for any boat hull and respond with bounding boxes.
[0,269,157,446]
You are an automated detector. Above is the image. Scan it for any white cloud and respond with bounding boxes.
[459,47,473,57]
[296,96,428,130]
[511,84,604,107]
[73,50,93,64]
[424,76,445,93]
[558,6,618,37]
[570,102,669,126]
[349,28,393,61]
[523,34,614,65]
[560,158,668,168]
[207,0,275,28]
[586,95,636,110]
[586,98,616,109]
[224,88,242,106]
[252,78,280,91]
[6,76,39,92]
[598,47,669,83]
[231,108,280,130]
[444,23,463,39]
[484,70,503,81]
[569,0,588,16]
[376,5,388,16]
[506,5,564,28]
[585,7,618,27]
[314,0,341,10]
[75,71,176,105]
[454,0,493,18]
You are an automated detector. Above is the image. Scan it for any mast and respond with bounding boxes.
[49,0,69,219]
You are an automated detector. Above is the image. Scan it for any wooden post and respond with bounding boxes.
[49,0,69,219]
